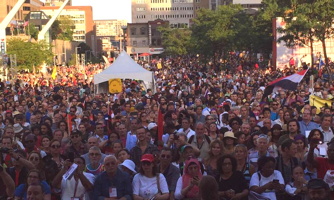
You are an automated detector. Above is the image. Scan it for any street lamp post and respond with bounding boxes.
[121,25,127,52]
[75,47,81,66]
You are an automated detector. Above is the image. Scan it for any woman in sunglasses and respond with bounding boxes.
[28,151,45,180]
[133,154,169,200]
[49,139,65,170]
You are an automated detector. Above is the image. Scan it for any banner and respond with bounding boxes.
[108,79,122,94]
[309,95,333,114]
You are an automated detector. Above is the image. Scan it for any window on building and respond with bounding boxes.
[152,39,156,45]
[133,41,137,46]
[140,27,146,35]
[131,28,137,35]
[142,40,146,46]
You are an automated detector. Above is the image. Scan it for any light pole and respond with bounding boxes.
[75,47,81,66]
[121,25,127,52]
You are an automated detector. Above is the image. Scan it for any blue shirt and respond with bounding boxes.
[93,169,133,200]
[299,120,319,136]
[14,181,51,199]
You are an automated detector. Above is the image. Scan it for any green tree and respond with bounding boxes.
[26,22,39,40]
[6,38,53,70]
[191,5,253,61]
[50,16,75,41]
[158,25,192,56]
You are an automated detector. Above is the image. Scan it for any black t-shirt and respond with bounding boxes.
[216,171,248,200]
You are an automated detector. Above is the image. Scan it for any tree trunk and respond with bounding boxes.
[321,38,332,82]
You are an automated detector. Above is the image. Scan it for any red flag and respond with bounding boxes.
[157,108,163,145]
[23,21,29,27]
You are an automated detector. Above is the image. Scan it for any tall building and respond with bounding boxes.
[0,0,24,23]
[95,20,127,37]
[41,6,94,47]
[94,20,128,56]
[195,0,261,11]
[44,0,72,6]
[132,0,194,28]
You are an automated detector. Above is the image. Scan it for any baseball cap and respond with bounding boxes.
[140,154,154,163]
[147,123,157,130]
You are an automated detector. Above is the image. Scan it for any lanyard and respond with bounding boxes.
[73,179,79,197]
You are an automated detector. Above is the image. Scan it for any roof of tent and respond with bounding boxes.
[94,51,153,85]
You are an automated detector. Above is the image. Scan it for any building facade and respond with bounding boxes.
[0,0,24,23]
[94,20,128,56]
[44,0,72,6]
[126,19,167,55]
[132,0,194,28]
[41,6,94,47]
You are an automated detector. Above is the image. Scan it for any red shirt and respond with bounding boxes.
[316,157,334,178]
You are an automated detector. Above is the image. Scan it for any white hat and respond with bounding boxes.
[224,131,237,139]
[120,159,137,174]
[13,123,23,134]
[147,123,158,130]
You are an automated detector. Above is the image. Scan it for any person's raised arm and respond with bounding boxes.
[0,166,15,198]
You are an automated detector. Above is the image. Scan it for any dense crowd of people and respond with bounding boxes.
[0,54,333,200]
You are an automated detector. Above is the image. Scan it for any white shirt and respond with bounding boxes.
[249,170,284,200]
[132,173,169,199]
[61,172,95,200]
[319,126,334,143]
[177,128,195,139]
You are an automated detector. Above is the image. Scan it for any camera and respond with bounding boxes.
[0,147,10,153]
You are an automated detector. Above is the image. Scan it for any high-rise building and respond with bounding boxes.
[41,6,94,47]
[94,20,128,56]
[195,0,261,12]
[0,0,24,23]
[94,20,127,37]
[44,0,72,6]
[132,0,194,28]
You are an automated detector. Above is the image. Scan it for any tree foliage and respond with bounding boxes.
[6,38,54,70]
[26,22,39,40]
[158,25,192,56]
[50,16,75,41]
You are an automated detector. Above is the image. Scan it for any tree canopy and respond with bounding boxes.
[6,38,54,70]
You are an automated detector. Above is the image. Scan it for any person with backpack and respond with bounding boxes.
[275,139,299,184]
[188,123,211,161]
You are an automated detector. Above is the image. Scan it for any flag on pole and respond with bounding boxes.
[263,69,309,98]
[157,108,164,149]
[51,66,57,80]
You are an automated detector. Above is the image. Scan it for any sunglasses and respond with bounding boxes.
[160,154,171,159]
[71,135,80,139]
[25,140,35,144]
[29,157,39,161]
[51,145,60,149]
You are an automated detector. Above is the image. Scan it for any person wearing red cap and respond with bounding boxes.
[132,154,169,200]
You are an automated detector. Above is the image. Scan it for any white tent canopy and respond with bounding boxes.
[94,51,155,93]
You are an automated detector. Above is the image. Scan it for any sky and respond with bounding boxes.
[72,0,132,22]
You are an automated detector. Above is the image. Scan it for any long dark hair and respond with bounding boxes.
[217,155,237,175]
